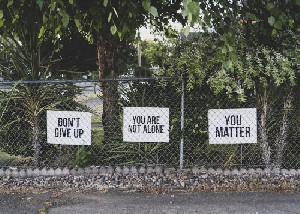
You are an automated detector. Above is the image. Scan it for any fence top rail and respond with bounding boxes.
[0,76,178,85]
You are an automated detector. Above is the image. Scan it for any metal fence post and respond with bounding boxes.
[180,77,185,170]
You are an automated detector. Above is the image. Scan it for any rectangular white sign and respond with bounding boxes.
[123,107,169,142]
[208,108,257,144]
[47,110,92,145]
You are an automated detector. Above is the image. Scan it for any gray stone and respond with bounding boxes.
[215,168,223,174]
[70,168,77,175]
[154,166,162,174]
[130,166,138,174]
[40,168,48,176]
[264,168,271,174]
[164,168,175,174]
[272,168,281,174]
[192,167,200,174]
[281,169,289,175]
[231,169,240,175]
[19,169,26,178]
[5,169,11,177]
[123,166,130,175]
[139,166,146,174]
[256,168,263,174]
[207,168,216,174]
[239,168,247,174]
[247,168,255,174]
[11,169,19,178]
[107,166,114,174]
[223,169,231,175]
[26,168,33,177]
[32,168,40,177]
[48,168,55,176]
[115,166,122,174]
[199,167,207,174]
[77,168,84,175]
[84,167,92,175]
[99,166,106,175]
[0,168,5,177]
[146,167,154,174]
[200,174,208,179]
[55,168,63,176]
[62,167,70,176]
[289,169,297,176]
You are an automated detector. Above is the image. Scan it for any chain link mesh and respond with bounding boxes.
[0,78,299,169]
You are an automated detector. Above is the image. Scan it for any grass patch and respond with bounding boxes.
[92,127,104,145]
[0,150,34,166]
[92,113,102,123]
[74,91,102,103]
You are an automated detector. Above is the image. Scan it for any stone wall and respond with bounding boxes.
[1,166,300,191]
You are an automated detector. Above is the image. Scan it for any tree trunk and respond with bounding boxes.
[97,35,122,143]
[258,84,271,166]
[274,89,293,167]
[32,116,41,167]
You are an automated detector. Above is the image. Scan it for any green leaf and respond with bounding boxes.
[142,0,151,10]
[108,12,112,22]
[36,0,43,10]
[295,0,300,6]
[55,26,61,35]
[69,0,73,4]
[268,16,275,26]
[38,26,45,38]
[0,10,3,19]
[112,7,118,18]
[187,2,199,15]
[187,13,192,23]
[103,0,108,7]
[274,20,282,30]
[182,9,189,17]
[266,3,273,11]
[110,25,117,35]
[183,26,190,37]
[0,20,3,28]
[183,0,192,9]
[7,0,13,7]
[59,10,69,27]
[74,19,82,31]
[270,7,279,16]
[223,60,233,70]
[149,6,158,17]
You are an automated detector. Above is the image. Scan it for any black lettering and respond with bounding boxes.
[147,116,152,124]
[246,127,250,137]
[216,127,221,137]
[230,115,236,125]
[133,116,137,124]
[156,116,160,124]
[224,127,229,137]
[58,118,63,126]
[240,127,244,137]
[237,115,242,125]
[225,116,230,125]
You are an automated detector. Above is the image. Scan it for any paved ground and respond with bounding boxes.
[1,190,300,214]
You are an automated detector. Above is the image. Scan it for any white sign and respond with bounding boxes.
[208,108,257,144]
[47,110,92,145]
[123,107,169,142]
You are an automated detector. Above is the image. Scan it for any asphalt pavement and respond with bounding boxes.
[1,190,300,214]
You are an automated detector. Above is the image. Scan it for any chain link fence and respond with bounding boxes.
[0,77,299,169]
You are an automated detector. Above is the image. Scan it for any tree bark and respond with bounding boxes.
[32,116,41,167]
[97,35,122,143]
[274,89,293,167]
[258,84,271,166]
